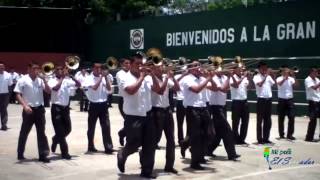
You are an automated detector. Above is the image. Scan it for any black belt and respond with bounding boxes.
[152,106,170,111]
[52,104,69,108]
[30,105,44,110]
[90,101,107,104]
[187,106,207,110]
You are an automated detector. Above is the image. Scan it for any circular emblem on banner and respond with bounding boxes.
[130,29,144,49]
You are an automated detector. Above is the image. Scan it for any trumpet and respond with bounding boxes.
[145,47,163,66]
[104,56,118,70]
[65,56,80,70]
[41,62,55,76]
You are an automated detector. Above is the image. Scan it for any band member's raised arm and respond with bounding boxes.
[124,72,145,95]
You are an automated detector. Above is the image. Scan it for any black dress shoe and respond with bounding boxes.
[88,147,98,152]
[180,144,187,158]
[164,167,178,174]
[228,154,241,161]
[140,173,157,179]
[305,139,317,142]
[257,140,264,144]
[264,140,274,144]
[39,156,50,163]
[117,153,125,173]
[206,152,217,158]
[199,158,208,164]
[18,155,26,160]
[287,136,296,140]
[1,126,8,131]
[190,164,205,170]
[62,154,72,160]
[240,141,249,145]
[105,149,114,154]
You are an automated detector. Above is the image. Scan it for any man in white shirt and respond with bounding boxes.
[9,67,19,104]
[14,62,51,162]
[48,65,81,159]
[151,64,179,174]
[117,53,160,179]
[207,70,240,161]
[75,68,89,112]
[253,62,275,144]
[230,66,250,145]
[181,61,213,170]
[115,58,130,146]
[304,67,320,142]
[107,73,114,108]
[276,67,297,140]
[0,62,13,131]
[174,72,188,146]
[83,63,114,154]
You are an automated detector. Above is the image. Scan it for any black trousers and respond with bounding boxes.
[87,101,113,150]
[277,98,295,138]
[51,104,72,155]
[118,97,126,139]
[256,98,272,142]
[231,100,249,143]
[119,112,156,175]
[152,107,175,169]
[209,105,236,158]
[17,106,49,157]
[176,100,186,144]
[107,94,113,107]
[0,93,9,128]
[79,89,88,111]
[9,84,16,103]
[43,91,51,107]
[169,89,175,112]
[306,101,320,141]
[186,106,211,165]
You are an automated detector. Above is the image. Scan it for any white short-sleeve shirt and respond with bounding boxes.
[276,76,295,99]
[116,70,128,97]
[174,74,185,101]
[83,74,109,103]
[151,75,174,108]
[253,73,275,98]
[0,71,13,93]
[122,72,153,116]
[14,75,45,107]
[230,74,249,100]
[209,75,228,106]
[48,77,76,106]
[305,76,320,102]
[75,72,88,87]
[182,74,207,107]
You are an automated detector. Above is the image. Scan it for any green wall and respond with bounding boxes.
[88,1,320,116]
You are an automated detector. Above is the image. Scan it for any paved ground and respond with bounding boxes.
[0,102,320,180]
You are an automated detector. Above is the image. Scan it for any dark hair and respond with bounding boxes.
[129,53,143,63]
[310,66,318,73]
[28,61,40,68]
[280,64,288,68]
[257,61,267,68]
[93,63,102,68]
[119,58,130,64]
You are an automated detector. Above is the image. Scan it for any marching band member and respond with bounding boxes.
[174,71,188,146]
[276,66,297,140]
[207,68,240,160]
[253,62,275,144]
[107,73,114,108]
[9,67,19,104]
[83,63,114,154]
[304,67,320,142]
[48,65,81,159]
[75,68,89,112]
[230,66,250,145]
[116,58,130,146]
[181,61,212,170]
[151,64,179,174]
[14,62,51,162]
[0,62,13,131]
[117,53,160,178]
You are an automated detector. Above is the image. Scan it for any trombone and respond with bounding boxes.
[65,56,80,70]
